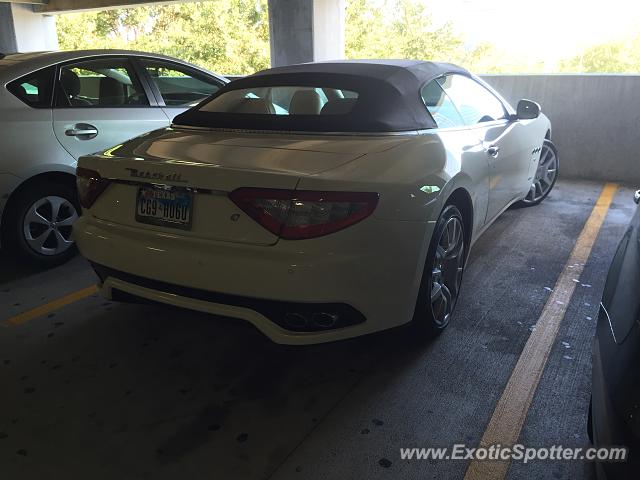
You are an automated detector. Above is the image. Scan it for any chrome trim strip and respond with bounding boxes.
[108,179,223,195]
[170,124,422,137]
[171,121,509,136]
[600,302,619,345]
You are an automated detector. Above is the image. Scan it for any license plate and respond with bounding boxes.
[135,186,193,230]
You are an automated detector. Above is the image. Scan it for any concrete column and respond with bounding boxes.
[0,3,58,54]
[268,0,344,67]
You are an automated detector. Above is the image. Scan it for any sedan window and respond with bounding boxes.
[437,74,507,125]
[56,58,149,108]
[7,66,55,108]
[140,59,223,107]
[420,80,465,129]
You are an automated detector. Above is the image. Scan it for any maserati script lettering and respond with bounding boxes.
[125,168,187,183]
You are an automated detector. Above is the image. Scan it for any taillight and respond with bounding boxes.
[76,167,110,209]
[229,188,379,240]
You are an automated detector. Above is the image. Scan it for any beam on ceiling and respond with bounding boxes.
[35,0,185,14]
[0,1,48,5]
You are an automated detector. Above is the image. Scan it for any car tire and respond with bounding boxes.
[3,180,79,268]
[517,139,559,207]
[410,204,467,338]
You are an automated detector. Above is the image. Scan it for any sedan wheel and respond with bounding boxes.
[521,139,559,206]
[3,180,80,268]
[411,204,466,337]
[23,196,78,256]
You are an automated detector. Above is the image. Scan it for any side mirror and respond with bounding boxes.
[516,99,541,120]
[634,190,640,205]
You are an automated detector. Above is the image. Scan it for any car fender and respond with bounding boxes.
[15,162,77,181]
[0,172,22,223]
[0,164,78,235]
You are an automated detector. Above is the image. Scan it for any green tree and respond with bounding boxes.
[391,0,463,61]
[561,36,640,73]
[344,0,389,58]
[343,0,517,73]
[344,0,465,61]
[56,0,270,75]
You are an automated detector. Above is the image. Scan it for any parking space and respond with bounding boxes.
[0,179,636,479]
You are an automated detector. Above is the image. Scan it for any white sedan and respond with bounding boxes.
[74,60,558,344]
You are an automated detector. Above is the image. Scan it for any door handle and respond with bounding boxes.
[485,145,500,158]
[65,123,98,139]
[66,128,97,136]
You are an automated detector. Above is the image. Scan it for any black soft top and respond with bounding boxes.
[173,60,470,132]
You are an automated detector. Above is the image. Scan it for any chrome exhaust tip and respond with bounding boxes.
[284,312,308,329]
[312,312,340,328]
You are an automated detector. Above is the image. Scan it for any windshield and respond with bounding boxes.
[199,86,359,115]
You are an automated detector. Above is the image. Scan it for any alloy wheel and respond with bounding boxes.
[430,216,465,328]
[22,196,78,256]
[525,143,558,203]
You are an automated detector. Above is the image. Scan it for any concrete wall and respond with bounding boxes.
[312,0,344,61]
[481,75,640,186]
[0,3,17,52]
[268,0,344,67]
[0,3,58,53]
[268,0,314,67]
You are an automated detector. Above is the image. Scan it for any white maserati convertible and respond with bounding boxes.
[74,60,558,344]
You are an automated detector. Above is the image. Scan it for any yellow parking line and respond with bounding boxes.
[2,284,99,327]
[464,182,618,480]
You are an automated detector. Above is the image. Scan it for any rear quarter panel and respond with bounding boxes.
[0,90,76,181]
[299,130,489,238]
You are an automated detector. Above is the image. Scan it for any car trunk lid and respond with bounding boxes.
[80,127,408,246]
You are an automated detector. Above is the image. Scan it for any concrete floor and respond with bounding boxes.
[0,179,637,480]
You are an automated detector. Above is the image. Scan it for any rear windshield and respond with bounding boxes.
[199,86,359,115]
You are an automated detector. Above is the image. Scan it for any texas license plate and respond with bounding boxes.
[135,186,193,230]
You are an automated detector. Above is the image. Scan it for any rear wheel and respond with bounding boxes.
[410,204,466,337]
[3,181,79,268]
[519,139,559,206]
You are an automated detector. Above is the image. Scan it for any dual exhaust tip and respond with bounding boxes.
[284,311,340,330]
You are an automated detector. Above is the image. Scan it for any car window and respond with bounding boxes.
[7,66,55,108]
[56,58,149,108]
[199,86,358,115]
[420,79,465,129]
[437,74,506,125]
[140,59,223,107]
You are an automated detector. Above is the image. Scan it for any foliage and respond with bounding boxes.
[561,36,640,73]
[56,0,640,75]
[345,0,463,61]
[56,0,270,75]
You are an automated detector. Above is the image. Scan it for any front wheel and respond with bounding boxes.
[410,204,466,338]
[518,139,559,206]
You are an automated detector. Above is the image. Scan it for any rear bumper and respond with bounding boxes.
[75,214,432,344]
[92,262,366,331]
